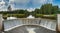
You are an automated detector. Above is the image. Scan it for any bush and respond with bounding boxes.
[3,16,7,20]
[35,14,43,18]
[5,14,28,18]
[14,14,26,18]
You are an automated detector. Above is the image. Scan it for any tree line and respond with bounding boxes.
[33,4,59,15]
[0,4,60,15]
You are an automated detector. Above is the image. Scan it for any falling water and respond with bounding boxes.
[27,15,35,18]
[25,25,36,33]
[4,18,56,31]
[26,28,36,33]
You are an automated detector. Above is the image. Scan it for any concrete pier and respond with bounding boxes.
[57,14,60,33]
[0,14,3,33]
[0,14,3,31]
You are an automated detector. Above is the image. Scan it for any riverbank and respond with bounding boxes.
[35,14,57,20]
[3,14,57,20]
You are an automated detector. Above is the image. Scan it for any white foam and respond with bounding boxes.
[27,15,35,18]
[26,28,36,33]
[7,17,17,20]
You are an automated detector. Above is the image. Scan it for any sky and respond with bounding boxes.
[0,0,60,11]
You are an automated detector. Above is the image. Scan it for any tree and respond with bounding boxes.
[40,4,52,14]
[40,4,59,14]
[52,6,59,14]
[34,8,40,14]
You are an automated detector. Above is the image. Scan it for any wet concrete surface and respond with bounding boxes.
[34,26,56,33]
[4,25,56,33]
[0,31,3,33]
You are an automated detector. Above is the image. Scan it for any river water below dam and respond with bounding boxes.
[4,25,56,33]
[4,18,56,33]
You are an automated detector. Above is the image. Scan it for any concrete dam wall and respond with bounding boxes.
[4,18,56,31]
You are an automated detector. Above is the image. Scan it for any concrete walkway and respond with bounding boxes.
[0,31,2,33]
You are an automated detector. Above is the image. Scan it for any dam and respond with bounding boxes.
[0,14,59,33]
[4,18,56,33]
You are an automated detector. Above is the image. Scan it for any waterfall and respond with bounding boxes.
[27,28,36,33]
[25,26,36,33]
[27,15,35,18]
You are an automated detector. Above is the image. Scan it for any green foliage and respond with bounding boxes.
[35,14,56,20]
[34,4,59,15]
[35,14,43,18]
[12,14,26,18]
[3,14,29,19]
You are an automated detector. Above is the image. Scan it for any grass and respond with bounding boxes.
[3,14,57,20]
[35,14,57,20]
